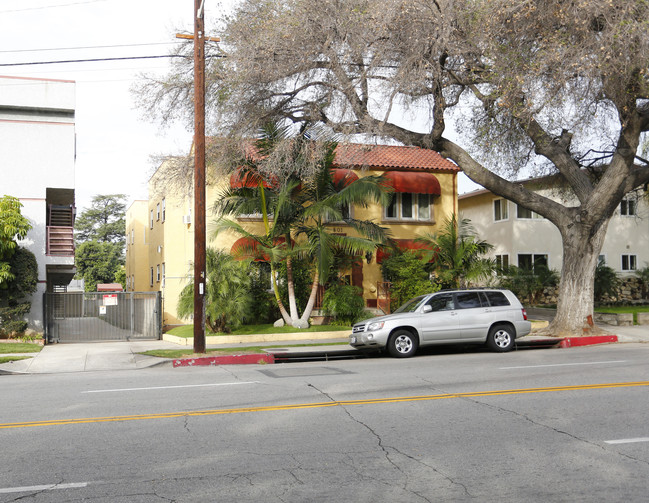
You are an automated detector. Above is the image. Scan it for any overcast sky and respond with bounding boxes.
[1,0,478,214]
[0,0,239,212]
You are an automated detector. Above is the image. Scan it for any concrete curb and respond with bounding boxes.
[163,331,349,346]
[559,335,618,348]
[173,353,275,367]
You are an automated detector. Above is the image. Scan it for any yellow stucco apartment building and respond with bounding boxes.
[125,143,459,329]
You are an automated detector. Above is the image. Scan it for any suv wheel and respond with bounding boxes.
[487,324,515,352]
[387,330,419,358]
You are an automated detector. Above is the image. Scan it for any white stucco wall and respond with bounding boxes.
[459,188,649,276]
[1,76,76,331]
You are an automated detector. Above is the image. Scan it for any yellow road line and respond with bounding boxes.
[2,381,648,430]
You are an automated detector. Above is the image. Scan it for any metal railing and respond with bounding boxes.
[46,226,75,256]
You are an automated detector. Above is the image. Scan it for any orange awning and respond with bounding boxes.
[230,236,293,261]
[331,168,359,188]
[230,237,269,261]
[376,239,435,264]
[229,167,277,189]
[382,171,441,195]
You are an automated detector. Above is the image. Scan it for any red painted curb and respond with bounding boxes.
[559,335,618,348]
[173,353,275,367]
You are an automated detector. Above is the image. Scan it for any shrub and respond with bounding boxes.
[498,265,559,305]
[322,284,366,325]
[247,262,280,324]
[635,264,649,299]
[380,250,437,311]
[0,303,31,336]
[594,263,620,302]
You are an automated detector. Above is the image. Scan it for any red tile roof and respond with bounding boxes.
[333,144,459,172]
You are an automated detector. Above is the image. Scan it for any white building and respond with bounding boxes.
[0,75,77,330]
[459,183,649,276]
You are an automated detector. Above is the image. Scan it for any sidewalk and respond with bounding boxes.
[1,324,647,375]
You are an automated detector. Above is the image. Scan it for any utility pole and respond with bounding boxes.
[176,3,219,354]
[193,0,206,354]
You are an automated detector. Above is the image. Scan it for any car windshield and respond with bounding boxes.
[394,295,427,313]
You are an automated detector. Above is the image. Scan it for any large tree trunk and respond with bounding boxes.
[550,217,611,336]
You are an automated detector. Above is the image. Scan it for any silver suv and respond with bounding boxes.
[350,289,531,357]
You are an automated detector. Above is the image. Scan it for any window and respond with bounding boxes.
[156,265,161,282]
[425,293,455,312]
[518,253,548,273]
[150,210,154,229]
[484,291,511,307]
[620,199,637,216]
[161,263,166,287]
[598,255,606,265]
[495,254,509,272]
[494,199,508,221]
[162,198,166,222]
[150,267,154,286]
[156,203,161,221]
[516,205,543,219]
[130,228,134,244]
[455,292,483,309]
[385,193,433,221]
[622,254,637,271]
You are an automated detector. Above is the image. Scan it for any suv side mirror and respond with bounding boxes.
[422,305,432,313]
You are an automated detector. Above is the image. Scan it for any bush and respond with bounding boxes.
[248,262,280,324]
[0,302,31,336]
[595,263,620,301]
[322,284,366,325]
[380,250,437,311]
[278,257,312,314]
[498,265,559,305]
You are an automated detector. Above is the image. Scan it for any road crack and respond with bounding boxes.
[418,378,649,468]
[306,383,470,501]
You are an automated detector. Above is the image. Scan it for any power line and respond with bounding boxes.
[0,42,177,54]
[0,0,107,14]
[0,55,187,67]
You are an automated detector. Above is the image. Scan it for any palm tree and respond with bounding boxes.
[417,214,495,289]
[177,248,252,333]
[291,144,390,325]
[214,123,390,327]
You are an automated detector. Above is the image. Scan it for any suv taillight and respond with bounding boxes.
[522,308,528,321]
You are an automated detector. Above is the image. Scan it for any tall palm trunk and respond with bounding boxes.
[285,255,299,321]
[299,270,320,325]
[260,181,292,325]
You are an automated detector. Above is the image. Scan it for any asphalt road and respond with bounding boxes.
[1,343,648,502]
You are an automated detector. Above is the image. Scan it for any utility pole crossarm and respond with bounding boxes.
[175,33,221,43]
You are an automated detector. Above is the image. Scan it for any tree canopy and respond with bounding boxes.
[75,194,127,248]
[0,195,32,288]
[74,194,127,291]
[137,0,649,335]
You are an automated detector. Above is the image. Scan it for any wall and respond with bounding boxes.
[0,76,76,331]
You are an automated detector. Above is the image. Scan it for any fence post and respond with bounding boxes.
[130,292,134,338]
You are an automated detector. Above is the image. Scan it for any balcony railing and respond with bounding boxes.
[47,226,75,256]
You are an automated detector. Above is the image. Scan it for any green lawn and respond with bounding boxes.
[0,342,43,353]
[141,342,350,359]
[166,323,351,338]
[0,355,33,364]
[595,305,649,324]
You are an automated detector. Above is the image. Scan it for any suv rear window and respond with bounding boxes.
[484,291,510,307]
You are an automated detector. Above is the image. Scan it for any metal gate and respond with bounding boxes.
[44,292,161,343]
